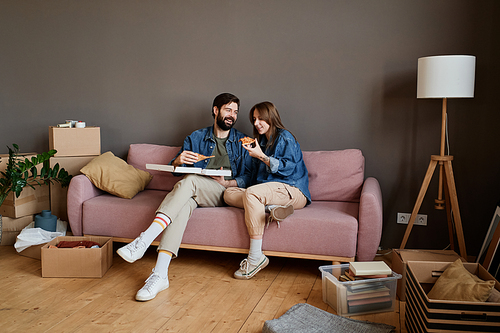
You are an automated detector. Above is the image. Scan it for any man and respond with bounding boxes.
[117,93,251,301]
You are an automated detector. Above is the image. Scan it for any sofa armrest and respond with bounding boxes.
[356,177,383,261]
[67,174,104,236]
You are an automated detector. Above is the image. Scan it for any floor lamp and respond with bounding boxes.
[399,55,476,259]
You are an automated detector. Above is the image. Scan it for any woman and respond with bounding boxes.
[224,101,311,279]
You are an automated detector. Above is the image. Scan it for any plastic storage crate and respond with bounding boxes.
[319,264,401,316]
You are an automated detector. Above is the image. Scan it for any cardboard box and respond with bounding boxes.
[319,264,401,316]
[405,261,500,332]
[0,185,50,218]
[19,243,45,260]
[0,152,41,173]
[49,156,97,221]
[49,126,101,157]
[392,249,464,301]
[0,215,34,245]
[41,236,112,278]
[17,226,73,260]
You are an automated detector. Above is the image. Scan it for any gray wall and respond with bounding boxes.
[1,0,499,256]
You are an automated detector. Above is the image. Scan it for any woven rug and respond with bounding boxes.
[262,303,396,333]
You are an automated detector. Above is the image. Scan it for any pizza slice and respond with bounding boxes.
[196,153,215,162]
[239,137,255,146]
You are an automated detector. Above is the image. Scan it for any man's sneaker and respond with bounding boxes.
[117,232,148,263]
[136,270,169,301]
[267,205,294,227]
[234,254,269,280]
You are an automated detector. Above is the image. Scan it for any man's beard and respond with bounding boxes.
[216,114,236,131]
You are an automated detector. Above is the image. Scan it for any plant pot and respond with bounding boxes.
[35,210,57,232]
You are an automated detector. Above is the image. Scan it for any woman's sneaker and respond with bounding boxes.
[266,205,294,227]
[136,270,170,301]
[117,233,148,263]
[234,254,269,280]
[270,205,294,221]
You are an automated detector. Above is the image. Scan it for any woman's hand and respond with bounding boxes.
[173,150,199,166]
[243,139,270,166]
[243,139,262,158]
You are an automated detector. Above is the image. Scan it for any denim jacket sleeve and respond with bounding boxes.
[266,130,303,177]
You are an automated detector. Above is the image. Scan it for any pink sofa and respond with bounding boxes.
[67,144,383,262]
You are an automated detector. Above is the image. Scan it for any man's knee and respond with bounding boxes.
[174,174,198,189]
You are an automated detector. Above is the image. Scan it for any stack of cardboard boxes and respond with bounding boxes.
[0,153,49,246]
[2,126,113,278]
[0,126,100,250]
[48,125,101,221]
[44,126,113,278]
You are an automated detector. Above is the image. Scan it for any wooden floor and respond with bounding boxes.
[0,244,406,332]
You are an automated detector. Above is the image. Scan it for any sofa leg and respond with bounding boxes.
[332,261,341,265]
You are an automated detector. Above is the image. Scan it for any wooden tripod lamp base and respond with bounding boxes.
[399,154,468,259]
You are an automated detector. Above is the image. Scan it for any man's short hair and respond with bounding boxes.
[212,93,240,118]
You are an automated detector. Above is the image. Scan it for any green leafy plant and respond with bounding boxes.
[0,144,73,208]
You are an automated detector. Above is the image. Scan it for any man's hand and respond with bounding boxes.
[210,168,237,188]
[173,150,199,167]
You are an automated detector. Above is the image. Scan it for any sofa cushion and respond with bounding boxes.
[304,149,364,202]
[127,144,181,191]
[80,151,153,199]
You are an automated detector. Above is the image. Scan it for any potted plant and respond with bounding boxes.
[0,144,73,237]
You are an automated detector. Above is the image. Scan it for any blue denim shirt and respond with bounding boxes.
[170,126,252,188]
[252,129,311,204]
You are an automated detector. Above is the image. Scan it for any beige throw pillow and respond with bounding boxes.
[427,259,495,302]
[81,151,153,199]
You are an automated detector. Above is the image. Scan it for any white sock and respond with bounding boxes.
[265,204,278,213]
[248,238,263,265]
[154,250,172,279]
[142,213,171,246]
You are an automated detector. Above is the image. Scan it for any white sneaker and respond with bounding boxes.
[234,254,269,280]
[117,232,148,263]
[135,270,170,301]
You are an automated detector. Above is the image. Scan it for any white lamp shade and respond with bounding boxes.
[417,55,476,98]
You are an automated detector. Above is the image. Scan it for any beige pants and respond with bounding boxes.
[156,174,226,257]
[224,182,307,236]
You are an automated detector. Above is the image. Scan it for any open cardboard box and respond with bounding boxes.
[405,261,500,333]
[41,235,112,278]
[392,249,464,301]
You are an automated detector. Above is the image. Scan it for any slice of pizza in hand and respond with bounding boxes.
[196,153,215,162]
[239,137,256,147]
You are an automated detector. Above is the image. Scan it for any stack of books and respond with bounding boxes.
[340,261,394,314]
[339,261,391,282]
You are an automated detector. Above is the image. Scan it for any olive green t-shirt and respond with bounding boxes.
[206,136,232,180]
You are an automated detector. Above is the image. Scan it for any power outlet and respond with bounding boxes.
[397,213,427,226]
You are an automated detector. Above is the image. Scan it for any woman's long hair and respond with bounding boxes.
[250,101,294,149]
